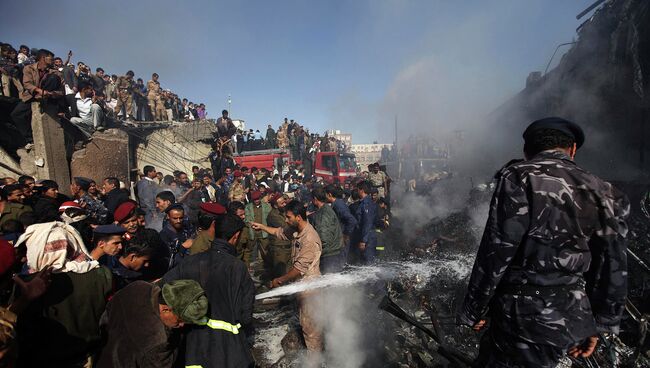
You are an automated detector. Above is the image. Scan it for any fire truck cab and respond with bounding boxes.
[234,149,357,184]
[313,151,357,183]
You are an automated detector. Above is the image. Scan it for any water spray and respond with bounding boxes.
[255,256,474,300]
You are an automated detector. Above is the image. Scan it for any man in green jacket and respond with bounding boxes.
[309,187,344,273]
[267,193,292,277]
[0,184,34,229]
[244,191,271,280]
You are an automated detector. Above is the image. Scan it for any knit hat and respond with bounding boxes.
[161,280,208,324]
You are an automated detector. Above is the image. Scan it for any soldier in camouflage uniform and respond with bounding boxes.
[228,174,247,203]
[114,70,135,119]
[368,163,389,198]
[457,117,630,367]
[147,73,166,121]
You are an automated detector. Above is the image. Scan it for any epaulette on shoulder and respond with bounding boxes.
[493,159,524,180]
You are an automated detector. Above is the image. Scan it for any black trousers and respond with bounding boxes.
[10,101,32,144]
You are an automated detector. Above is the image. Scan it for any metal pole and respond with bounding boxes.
[576,0,607,20]
[544,42,577,75]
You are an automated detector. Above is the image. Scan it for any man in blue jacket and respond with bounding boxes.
[350,180,377,264]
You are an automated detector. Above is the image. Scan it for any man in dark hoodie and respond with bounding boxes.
[33,180,61,223]
[162,212,255,368]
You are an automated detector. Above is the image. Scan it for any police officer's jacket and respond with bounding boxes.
[458,150,630,348]
[162,238,255,368]
[352,195,378,248]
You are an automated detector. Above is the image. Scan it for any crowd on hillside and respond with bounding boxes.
[0,151,391,366]
[0,43,208,155]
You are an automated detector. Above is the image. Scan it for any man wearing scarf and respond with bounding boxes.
[14,221,112,367]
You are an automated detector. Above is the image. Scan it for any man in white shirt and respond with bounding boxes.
[70,81,104,135]
[17,45,30,64]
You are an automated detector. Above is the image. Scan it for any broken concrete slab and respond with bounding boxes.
[71,129,130,187]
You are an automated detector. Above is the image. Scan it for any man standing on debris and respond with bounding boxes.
[458,117,630,367]
[147,73,166,121]
[114,70,135,120]
[251,200,323,355]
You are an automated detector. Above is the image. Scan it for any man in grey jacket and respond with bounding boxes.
[137,165,160,229]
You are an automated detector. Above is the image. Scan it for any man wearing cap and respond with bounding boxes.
[89,224,126,263]
[190,202,226,255]
[71,176,109,225]
[244,191,272,279]
[162,213,255,368]
[367,163,389,198]
[458,117,630,367]
[97,279,208,368]
[114,201,169,279]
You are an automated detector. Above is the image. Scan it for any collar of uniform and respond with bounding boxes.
[211,238,237,257]
[294,222,313,240]
[533,149,573,162]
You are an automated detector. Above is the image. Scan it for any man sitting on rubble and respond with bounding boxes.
[70,81,105,135]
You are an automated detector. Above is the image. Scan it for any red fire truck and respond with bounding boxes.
[234,149,357,183]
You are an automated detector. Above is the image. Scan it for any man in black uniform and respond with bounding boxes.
[161,213,255,368]
[457,117,630,367]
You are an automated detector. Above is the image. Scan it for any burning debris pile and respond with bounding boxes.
[250,189,485,367]
[251,187,650,367]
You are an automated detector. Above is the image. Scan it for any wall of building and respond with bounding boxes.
[351,143,393,170]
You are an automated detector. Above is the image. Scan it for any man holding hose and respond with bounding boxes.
[251,199,323,360]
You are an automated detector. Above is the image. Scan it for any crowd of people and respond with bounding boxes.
[0,43,209,155]
[216,113,349,159]
[0,150,391,366]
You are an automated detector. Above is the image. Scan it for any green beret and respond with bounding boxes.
[162,280,208,324]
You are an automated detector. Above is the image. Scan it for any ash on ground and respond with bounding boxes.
[251,193,650,367]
